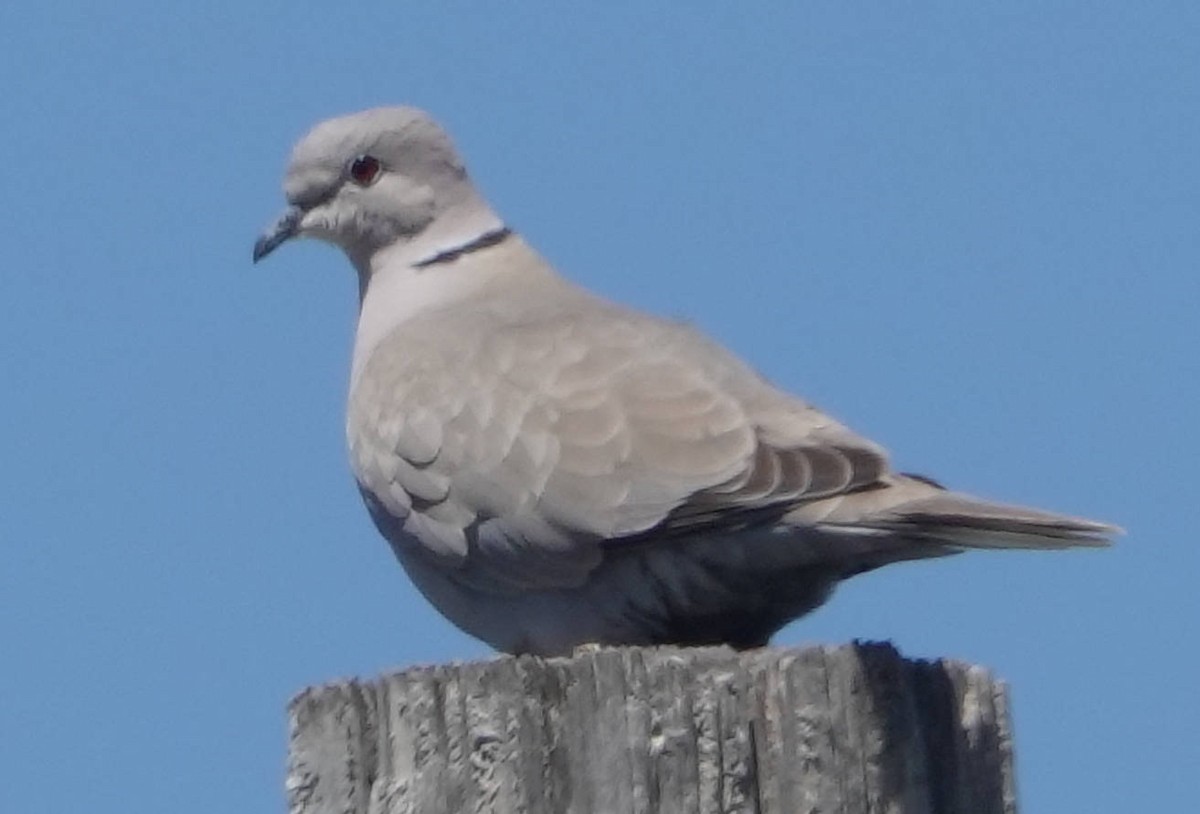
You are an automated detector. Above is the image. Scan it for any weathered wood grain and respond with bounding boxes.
[286,642,1016,814]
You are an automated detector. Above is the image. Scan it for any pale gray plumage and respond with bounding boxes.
[253,106,1117,655]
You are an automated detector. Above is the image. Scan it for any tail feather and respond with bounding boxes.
[872,492,1117,549]
[801,474,1120,551]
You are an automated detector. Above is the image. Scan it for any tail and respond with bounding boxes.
[863,489,1117,549]
[794,474,1119,551]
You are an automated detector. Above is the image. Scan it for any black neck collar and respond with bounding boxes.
[412,226,513,269]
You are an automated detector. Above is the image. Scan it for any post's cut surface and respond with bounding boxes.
[286,642,1016,814]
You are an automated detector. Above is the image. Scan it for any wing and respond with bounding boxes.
[348,295,891,593]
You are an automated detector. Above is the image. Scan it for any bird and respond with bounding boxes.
[253,106,1116,656]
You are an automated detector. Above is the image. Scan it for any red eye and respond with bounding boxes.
[348,154,382,186]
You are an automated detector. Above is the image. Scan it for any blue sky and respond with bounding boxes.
[2,3,1195,811]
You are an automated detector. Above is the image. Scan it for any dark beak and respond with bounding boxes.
[252,206,303,263]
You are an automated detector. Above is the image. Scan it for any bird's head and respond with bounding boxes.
[253,106,501,273]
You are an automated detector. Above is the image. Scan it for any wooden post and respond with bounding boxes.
[286,642,1016,814]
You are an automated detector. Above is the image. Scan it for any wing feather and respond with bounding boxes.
[348,297,892,591]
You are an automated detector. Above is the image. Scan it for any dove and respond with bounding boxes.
[253,106,1116,655]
